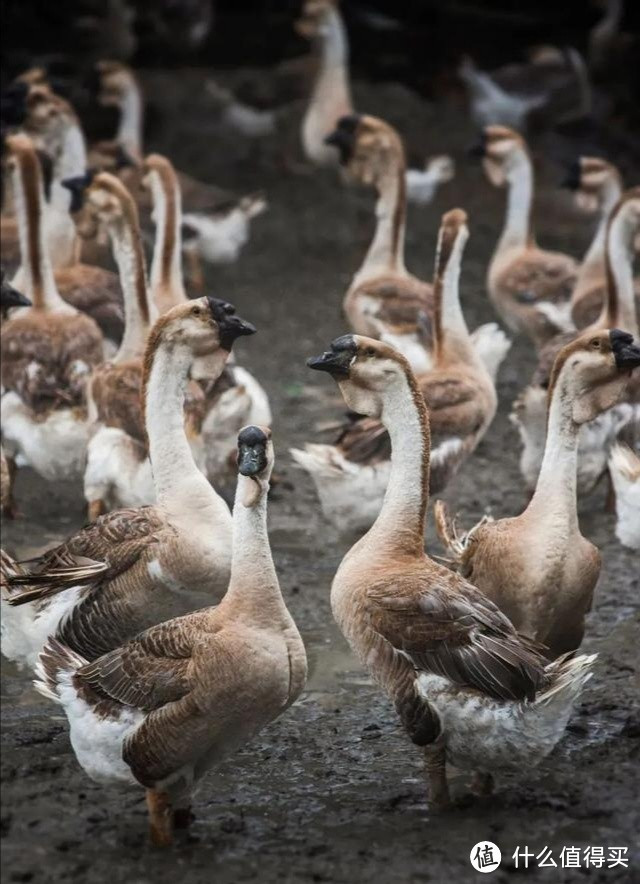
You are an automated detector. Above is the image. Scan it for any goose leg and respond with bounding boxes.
[87,499,106,522]
[146,789,174,847]
[424,742,451,810]
[470,771,494,796]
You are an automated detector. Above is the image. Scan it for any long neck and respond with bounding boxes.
[581,179,622,271]
[498,151,533,253]
[527,378,579,529]
[118,84,142,157]
[222,478,289,622]
[12,161,70,312]
[108,216,152,361]
[149,172,186,313]
[600,212,638,334]
[433,233,474,364]
[312,8,351,103]
[145,344,220,507]
[53,121,88,212]
[360,167,407,278]
[365,377,429,554]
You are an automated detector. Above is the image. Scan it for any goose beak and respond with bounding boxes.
[324,115,360,164]
[1,282,31,309]
[611,329,640,371]
[561,159,581,190]
[61,171,94,213]
[237,425,269,477]
[308,335,357,377]
[206,296,256,350]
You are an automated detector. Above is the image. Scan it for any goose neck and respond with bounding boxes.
[108,216,152,361]
[360,167,407,278]
[149,172,187,313]
[600,212,638,334]
[498,150,533,253]
[117,85,142,158]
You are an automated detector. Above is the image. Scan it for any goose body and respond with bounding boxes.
[512,188,640,494]
[0,134,104,495]
[292,209,498,533]
[1,297,256,669]
[306,333,594,805]
[436,328,640,658]
[608,443,640,550]
[35,426,307,846]
[475,126,578,348]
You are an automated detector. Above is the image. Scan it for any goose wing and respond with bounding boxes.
[90,361,146,443]
[355,275,434,335]
[500,253,577,304]
[367,573,547,702]
[3,506,166,607]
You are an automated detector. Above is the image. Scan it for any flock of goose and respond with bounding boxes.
[1,0,639,850]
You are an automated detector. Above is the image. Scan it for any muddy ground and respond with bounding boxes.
[1,70,639,883]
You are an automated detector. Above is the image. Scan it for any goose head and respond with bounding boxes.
[3,132,53,202]
[148,296,255,359]
[562,156,622,214]
[308,334,411,416]
[470,125,528,187]
[549,328,640,424]
[295,0,337,40]
[22,84,75,146]
[95,60,137,109]
[325,114,404,187]
[237,425,273,505]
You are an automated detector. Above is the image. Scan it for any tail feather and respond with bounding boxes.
[537,653,596,706]
[1,548,106,607]
[33,636,88,704]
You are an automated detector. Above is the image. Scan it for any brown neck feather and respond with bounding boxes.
[20,150,44,307]
[158,163,178,286]
[391,166,406,266]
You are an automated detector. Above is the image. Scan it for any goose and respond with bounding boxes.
[472,125,578,348]
[326,115,508,376]
[459,48,590,132]
[94,61,268,287]
[296,2,453,203]
[34,424,307,846]
[292,209,499,533]
[607,443,640,550]
[14,82,125,345]
[305,333,595,807]
[0,274,31,517]
[0,296,256,670]
[435,328,640,659]
[204,79,277,139]
[512,188,640,495]
[296,0,352,167]
[0,133,104,499]
[143,153,272,472]
[563,156,638,329]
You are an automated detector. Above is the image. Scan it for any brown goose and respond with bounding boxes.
[436,328,640,659]
[512,188,640,495]
[0,133,104,501]
[292,209,498,532]
[0,296,256,670]
[473,125,578,348]
[34,425,307,847]
[15,83,125,344]
[306,332,595,807]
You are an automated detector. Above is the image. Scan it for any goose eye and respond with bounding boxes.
[365,347,376,357]
[590,339,601,349]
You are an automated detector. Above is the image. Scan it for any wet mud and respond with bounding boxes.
[1,69,639,883]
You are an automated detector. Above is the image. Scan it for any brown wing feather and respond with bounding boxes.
[499,252,577,303]
[0,312,103,412]
[76,612,210,711]
[354,275,434,334]
[90,361,146,443]
[55,265,124,343]
[367,572,547,702]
